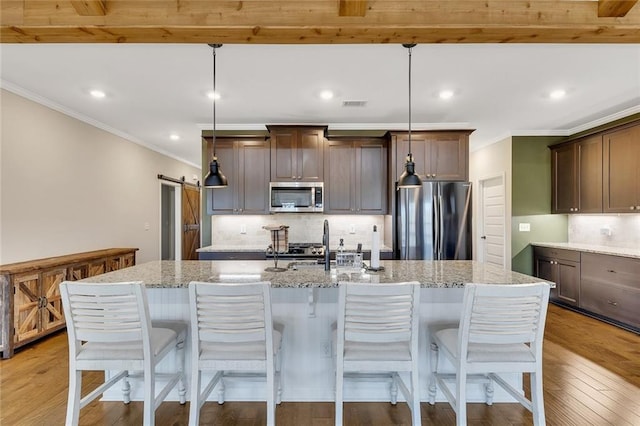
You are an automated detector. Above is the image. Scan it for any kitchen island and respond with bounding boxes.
[83,260,550,403]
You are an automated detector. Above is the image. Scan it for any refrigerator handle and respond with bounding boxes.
[438,193,444,260]
[453,183,472,260]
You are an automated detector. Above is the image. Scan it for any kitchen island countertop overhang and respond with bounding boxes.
[80,260,552,288]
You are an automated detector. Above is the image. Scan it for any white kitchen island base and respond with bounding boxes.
[102,286,522,404]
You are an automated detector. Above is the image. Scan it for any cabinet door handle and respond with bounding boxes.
[607,269,616,273]
[607,300,618,307]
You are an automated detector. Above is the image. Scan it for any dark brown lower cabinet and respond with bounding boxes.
[534,246,580,307]
[0,248,138,358]
[580,253,640,329]
[534,245,639,331]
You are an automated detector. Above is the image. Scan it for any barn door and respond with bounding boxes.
[182,184,201,260]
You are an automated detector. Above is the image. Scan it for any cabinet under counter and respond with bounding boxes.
[580,252,640,330]
[532,243,640,332]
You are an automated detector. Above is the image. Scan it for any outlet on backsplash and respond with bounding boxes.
[569,215,639,248]
[210,214,388,249]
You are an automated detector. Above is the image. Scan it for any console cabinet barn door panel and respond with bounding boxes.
[12,272,41,344]
[603,124,640,213]
[40,268,66,332]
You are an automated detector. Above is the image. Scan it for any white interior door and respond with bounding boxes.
[160,181,182,260]
[479,175,506,268]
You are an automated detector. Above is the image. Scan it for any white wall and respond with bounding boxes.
[469,136,512,268]
[0,89,200,264]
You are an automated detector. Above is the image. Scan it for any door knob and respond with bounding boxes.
[480,236,487,239]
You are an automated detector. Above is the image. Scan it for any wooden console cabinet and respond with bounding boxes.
[0,248,137,358]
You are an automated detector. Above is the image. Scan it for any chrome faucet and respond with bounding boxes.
[323,219,330,271]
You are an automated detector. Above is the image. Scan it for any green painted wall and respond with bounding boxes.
[511,136,567,274]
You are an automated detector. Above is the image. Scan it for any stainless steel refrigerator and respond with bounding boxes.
[395,181,472,260]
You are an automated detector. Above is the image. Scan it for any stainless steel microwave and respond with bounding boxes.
[269,182,324,213]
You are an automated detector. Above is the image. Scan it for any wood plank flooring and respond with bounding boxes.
[1,304,638,425]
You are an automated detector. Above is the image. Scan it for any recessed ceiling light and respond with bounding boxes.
[549,89,566,100]
[90,89,106,99]
[439,90,454,100]
[207,91,221,100]
[170,134,180,141]
[319,90,334,100]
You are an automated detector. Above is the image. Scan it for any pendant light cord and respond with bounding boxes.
[408,44,412,160]
[212,44,217,158]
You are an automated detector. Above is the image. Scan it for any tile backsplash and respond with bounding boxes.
[211,214,388,250]
[568,215,640,248]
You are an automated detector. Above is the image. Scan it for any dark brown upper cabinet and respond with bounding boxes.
[324,138,388,214]
[206,137,270,215]
[551,134,603,214]
[269,126,326,182]
[389,131,471,183]
[603,123,640,213]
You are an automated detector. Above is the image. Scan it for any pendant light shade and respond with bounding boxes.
[397,43,423,189]
[204,43,228,189]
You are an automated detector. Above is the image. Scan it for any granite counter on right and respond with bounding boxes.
[531,242,639,332]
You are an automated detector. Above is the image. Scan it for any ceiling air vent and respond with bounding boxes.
[342,100,368,107]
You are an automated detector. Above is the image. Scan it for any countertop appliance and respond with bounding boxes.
[266,242,325,259]
[395,181,472,260]
[269,182,323,213]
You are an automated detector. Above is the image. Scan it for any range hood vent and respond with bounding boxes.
[342,100,368,107]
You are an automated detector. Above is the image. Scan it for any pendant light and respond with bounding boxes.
[397,43,423,188]
[203,43,228,188]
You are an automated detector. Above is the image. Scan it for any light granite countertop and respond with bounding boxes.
[80,260,550,289]
[197,244,393,252]
[531,242,640,260]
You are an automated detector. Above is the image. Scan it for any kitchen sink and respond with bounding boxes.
[287,260,334,270]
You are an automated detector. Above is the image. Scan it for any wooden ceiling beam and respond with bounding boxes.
[598,0,638,17]
[339,0,367,17]
[70,0,107,16]
[1,1,639,43]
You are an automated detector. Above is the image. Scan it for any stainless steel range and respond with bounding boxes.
[266,242,325,259]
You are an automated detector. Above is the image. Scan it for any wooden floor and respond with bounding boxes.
[1,304,638,425]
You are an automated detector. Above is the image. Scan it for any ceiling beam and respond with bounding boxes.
[1,1,639,43]
[598,0,638,17]
[70,0,107,16]
[339,0,367,17]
